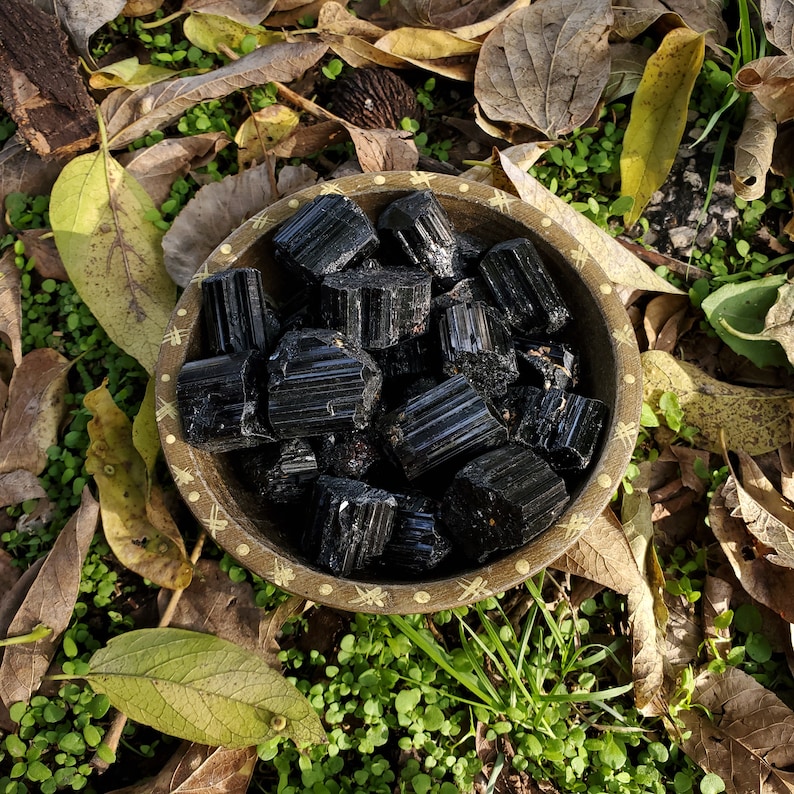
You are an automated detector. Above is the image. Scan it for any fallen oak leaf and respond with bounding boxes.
[0,488,98,708]
[0,348,70,476]
[85,380,192,590]
[106,742,257,794]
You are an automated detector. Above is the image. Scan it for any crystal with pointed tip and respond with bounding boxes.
[382,493,452,573]
[383,373,507,481]
[515,387,608,471]
[377,190,464,283]
[201,267,276,355]
[267,329,382,438]
[303,475,397,576]
[479,238,571,334]
[438,301,519,398]
[177,351,273,452]
[440,444,569,562]
[514,338,578,391]
[321,267,432,349]
[273,194,379,281]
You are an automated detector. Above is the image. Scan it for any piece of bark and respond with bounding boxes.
[0,0,97,159]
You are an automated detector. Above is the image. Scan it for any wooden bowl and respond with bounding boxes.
[156,172,642,614]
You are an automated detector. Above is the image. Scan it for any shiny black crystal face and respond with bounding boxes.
[177,192,609,579]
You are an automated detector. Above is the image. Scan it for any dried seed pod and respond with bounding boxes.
[332,68,419,130]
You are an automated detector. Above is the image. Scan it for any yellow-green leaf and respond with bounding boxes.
[86,628,327,749]
[620,27,705,227]
[89,57,185,90]
[641,350,794,454]
[84,381,192,589]
[234,105,300,169]
[49,147,176,376]
[132,377,160,487]
[183,12,284,54]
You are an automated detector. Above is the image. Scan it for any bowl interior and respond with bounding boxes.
[156,172,642,613]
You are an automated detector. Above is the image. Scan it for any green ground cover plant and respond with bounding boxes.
[1,0,794,792]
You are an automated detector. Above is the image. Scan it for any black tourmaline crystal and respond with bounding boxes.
[235,439,318,503]
[315,431,384,480]
[377,190,463,283]
[479,238,571,334]
[371,336,433,381]
[267,329,383,438]
[272,194,379,281]
[201,267,276,355]
[514,338,578,391]
[438,302,519,398]
[383,493,452,573]
[303,475,397,576]
[383,374,508,480]
[177,351,273,452]
[515,387,608,471]
[440,444,569,562]
[320,267,432,349]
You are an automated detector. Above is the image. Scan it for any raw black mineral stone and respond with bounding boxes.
[383,373,508,481]
[383,494,452,573]
[320,267,432,349]
[201,267,275,355]
[440,444,569,562]
[377,190,463,283]
[315,431,384,480]
[515,387,608,471]
[438,301,519,398]
[371,336,433,380]
[514,338,578,391]
[177,351,273,452]
[479,238,571,334]
[267,329,383,438]
[303,475,397,576]
[235,439,318,503]
[272,194,379,281]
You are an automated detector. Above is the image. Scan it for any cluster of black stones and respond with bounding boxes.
[176,191,608,578]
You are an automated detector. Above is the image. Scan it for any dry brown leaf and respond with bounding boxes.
[611,2,684,42]
[703,575,733,661]
[373,28,480,80]
[663,590,701,669]
[382,0,513,29]
[181,0,276,25]
[118,132,231,208]
[711,479,794,623]
[643,294,691,352]
[451,0,533,40]
[317,1,384,38]
[345,126,419,172]
[731,95,777,201]
[268,0,343,25]
[781,443,794,502]
[107,742,257,794]
[662,445,710,497]
[736,56,794,124]
[270,120,348,158]
[679,666,794,793]
[642,350,794,454]
[0,348,70,476]
[664,0,728,50]
[725,450,794,568]
[0,470,46,508]
[162,159,317,287]
[18,230,69,282]
[474,0,612,137]
[321,31,409,69]
[495,146,684,294]
[761,0,794,56]
[0,248,22,367]
[0,489,98,707]
[605,42,652,103]
[102,42,328,149]
[122,0,164,15]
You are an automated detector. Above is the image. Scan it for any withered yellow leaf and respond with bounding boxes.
[132,378,160,488]
[49,145,176,376]
[183,12,284,54]
[89,57,181,91]
[620,27,705,226]
[641,350,794,454]
[85,382,192,590]
[235,105,300,169]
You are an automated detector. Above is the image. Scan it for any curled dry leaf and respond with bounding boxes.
[0,488,98,708]
[182,0,277,25]
[450,0,533,40]
[317,1,384,38]
[641,350,794,454]
[84,381,192,590]
[0,471,47,509]
[620,27,705,227]
[49,147,176,377]
[731,95,777,201]
[122,0,165,16]
[710,480,794,623]
[107,742,257,794]
[474,0,612,137]
[163,159,317,287]
[102,42,329,149]
[0,249,22,367]
[118,132,231,208]
[678,666,794,793]
[496,146,684,294]
[0,348,70,476]
[736,56,794,124]
[373,28,480,81]
[345,126,419,172]
[761,0,794,56]
[643,294,691,352]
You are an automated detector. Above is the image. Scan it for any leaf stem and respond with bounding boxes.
[0,623,52,647]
